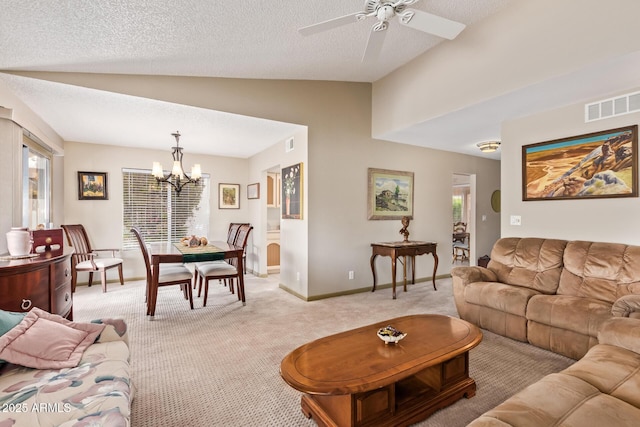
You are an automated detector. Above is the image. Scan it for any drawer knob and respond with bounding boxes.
[21,299,32,311]
[65,268,70,277]
[65,293,70,302]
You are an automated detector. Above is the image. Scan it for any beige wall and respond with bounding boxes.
[3,73,501,299]
[372,0,640,139]
[501,88,640,244]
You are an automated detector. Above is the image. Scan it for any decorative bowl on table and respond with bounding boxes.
[377,325,407,344]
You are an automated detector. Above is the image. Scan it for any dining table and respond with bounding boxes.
[146,240,246,316]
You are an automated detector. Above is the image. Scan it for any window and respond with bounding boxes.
[22,138,51,229]
[122,168,210,249]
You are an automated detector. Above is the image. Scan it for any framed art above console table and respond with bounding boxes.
[0,251,73,320]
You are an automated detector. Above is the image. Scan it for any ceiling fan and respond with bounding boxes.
[299,0,466,63]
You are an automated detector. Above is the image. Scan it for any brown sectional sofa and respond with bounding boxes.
[452,237,640,360]
[467,317,640,426]
[451,237,640,426]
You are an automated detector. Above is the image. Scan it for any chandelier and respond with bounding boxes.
[151,131,202,194]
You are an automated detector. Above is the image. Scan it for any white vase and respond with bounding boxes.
[6,227,31,256]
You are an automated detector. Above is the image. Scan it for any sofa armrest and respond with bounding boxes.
[612,294,640,318]
[451,266,498,286]
[598,317,640,354]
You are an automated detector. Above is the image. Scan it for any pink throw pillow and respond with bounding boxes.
[0,307,105,369]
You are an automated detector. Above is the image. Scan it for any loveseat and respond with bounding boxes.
[451,237,640,360]
[0,308,132,426]
[467,317,640,426]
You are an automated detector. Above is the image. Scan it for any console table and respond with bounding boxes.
[0,250,73,319]
[370,241,438,299]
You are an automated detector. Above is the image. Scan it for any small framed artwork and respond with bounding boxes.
[78,171,108,200]
[219,183,240,209]
[522,125,638,201]
[367,168,414,220]
[247,183,260,200]
[282,163,303,219]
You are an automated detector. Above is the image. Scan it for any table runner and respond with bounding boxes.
[173,243,226,263]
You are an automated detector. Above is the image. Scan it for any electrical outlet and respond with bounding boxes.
[348,271,354,280]
[296,272,300,281]
[510,215,522,226]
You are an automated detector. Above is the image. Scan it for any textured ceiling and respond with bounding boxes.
[1,0,510,82]
[8,0,636,163]
[0,0,516,158]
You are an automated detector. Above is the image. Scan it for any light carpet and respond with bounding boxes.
[73,275,574,426]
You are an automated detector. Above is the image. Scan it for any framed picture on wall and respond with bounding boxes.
[247,183,260,199]
[78,171,108,200]
[282,163,303,219]
[367,168,414,220]
[219,183,240,209]
[522,125,638,201]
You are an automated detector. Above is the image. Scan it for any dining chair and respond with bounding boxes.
[452,221,470,262]
[195,224,253,306]
[61,224,124,293]
[130,226,194,317]
[193,222,249,290]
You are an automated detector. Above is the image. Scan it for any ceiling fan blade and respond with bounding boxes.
[362,23,388,63]
[399,9,466,40]
[299,12,361,36]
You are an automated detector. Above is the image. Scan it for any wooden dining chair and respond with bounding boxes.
[452,221,470,262]
[130,226,194,318]
[193,222,249,289]
[61,224,124,293]
[195,224,253,306]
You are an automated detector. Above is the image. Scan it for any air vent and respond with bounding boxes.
[585,91,640,122]
[285,137,294,152]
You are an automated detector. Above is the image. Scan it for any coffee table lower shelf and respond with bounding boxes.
[299,353,476,427]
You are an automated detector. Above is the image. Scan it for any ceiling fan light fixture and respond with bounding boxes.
[477,141,501,153]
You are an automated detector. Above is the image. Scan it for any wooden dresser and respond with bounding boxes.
[0,250,73,320]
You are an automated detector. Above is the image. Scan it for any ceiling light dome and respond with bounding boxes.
[477,141,501,153]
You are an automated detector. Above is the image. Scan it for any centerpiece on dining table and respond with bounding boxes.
[181,235,208,247]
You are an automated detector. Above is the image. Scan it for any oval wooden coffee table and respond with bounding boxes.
[280,314,482,427]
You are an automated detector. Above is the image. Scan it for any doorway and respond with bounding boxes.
[452,174,473,266]
[266,166,281,275]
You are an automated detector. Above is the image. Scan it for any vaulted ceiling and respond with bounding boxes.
[1,1,638,160]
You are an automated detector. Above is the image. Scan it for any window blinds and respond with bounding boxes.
[122,168,210,249]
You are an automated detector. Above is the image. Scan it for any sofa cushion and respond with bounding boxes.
[559,241,640,303]
[0,308,105,369]
[465,282,540,317]
[467,373,640,427]
[489,238,567,294]
[562,343,640,409]
[527,294,611,337]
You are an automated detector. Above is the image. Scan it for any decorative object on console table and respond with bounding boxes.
[522,125,638,201]
[282,163,303,219]
[399,216,411,242]
[0,251,73,320]
[367,168,414,220]
[31,228,63,253]
[247,183,260,199]
[78,171,108,200]
[219,183,240,209]
[6,227,32,256]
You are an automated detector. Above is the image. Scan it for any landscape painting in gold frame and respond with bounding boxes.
[522,125,638,201]
[367,168,414,220]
